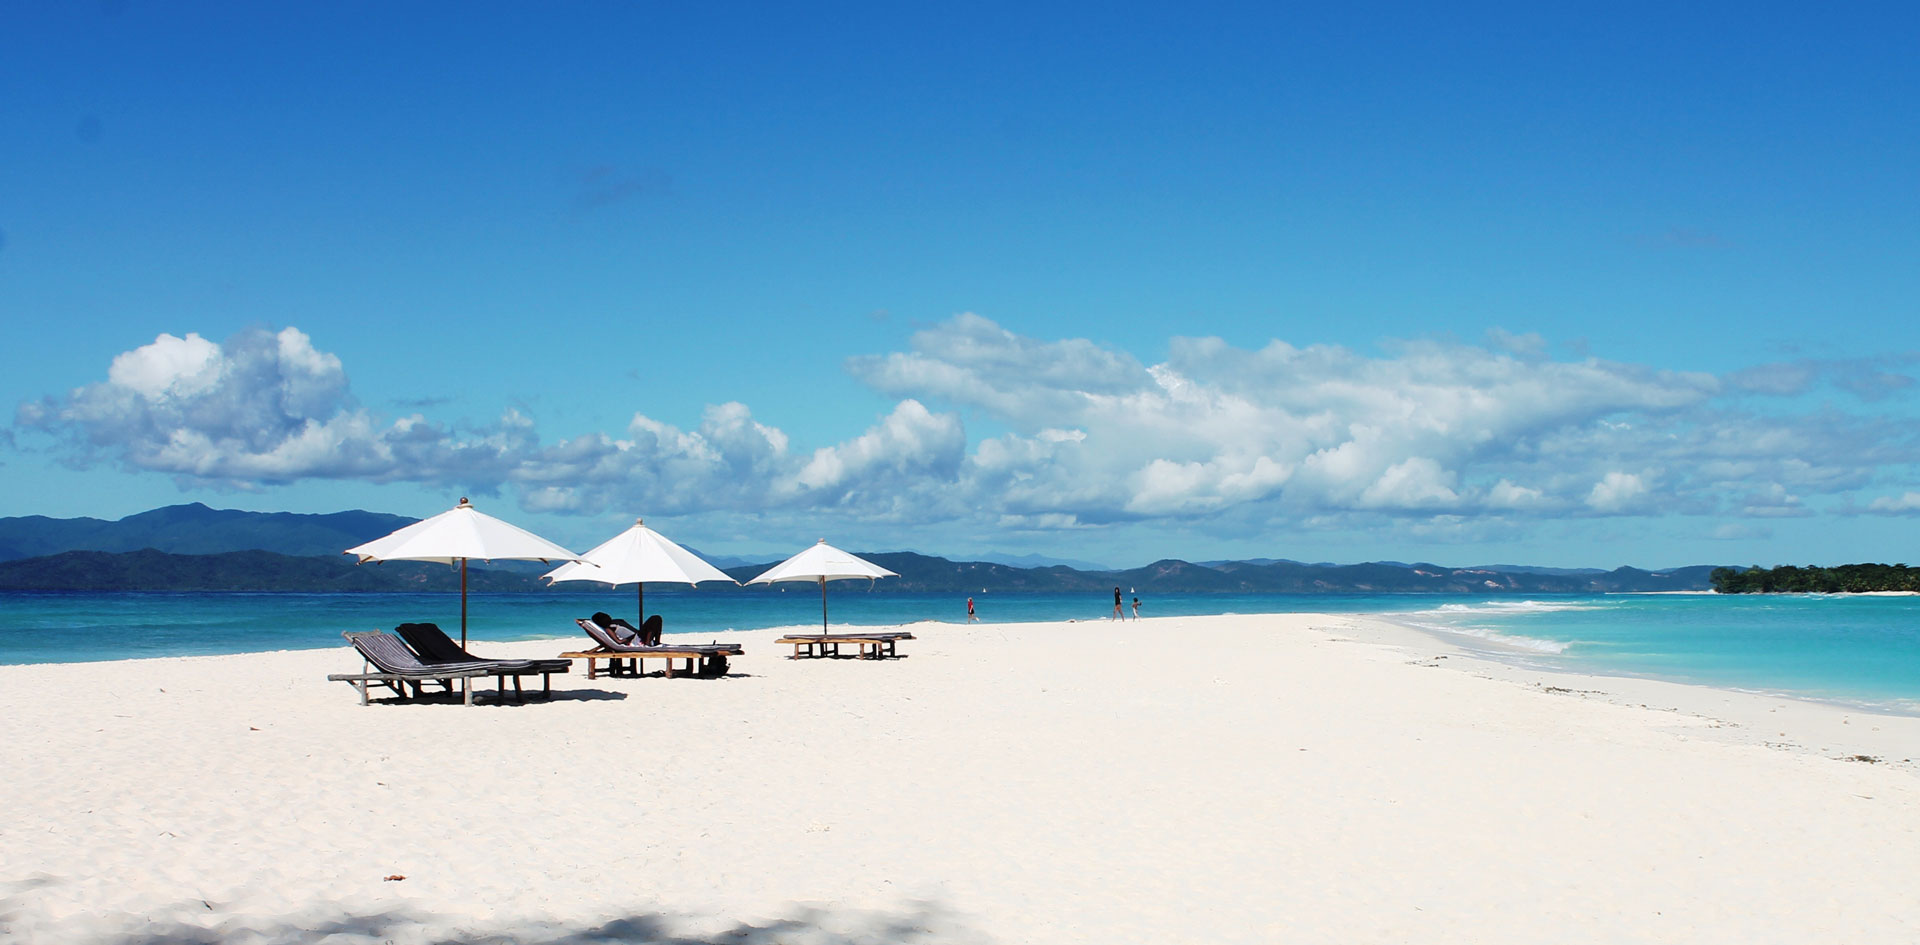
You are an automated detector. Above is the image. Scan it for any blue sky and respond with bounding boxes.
[3,2,1917,568]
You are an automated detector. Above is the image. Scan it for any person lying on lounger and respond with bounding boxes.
[590,611,664,646]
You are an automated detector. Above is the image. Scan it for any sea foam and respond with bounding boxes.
[1422,599,1608,616]
[1397,618,1573,654]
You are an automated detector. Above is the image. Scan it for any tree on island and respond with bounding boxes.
[1710,563,1920,594]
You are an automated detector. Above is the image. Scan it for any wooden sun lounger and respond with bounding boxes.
[396,622,574,675]
[565,618,744,679]
[776,631,915,660]
[557,646,744,679]
[328,631,499,706]
[330,630,569,706]
[327,667,494,706]
[391,622,571,702]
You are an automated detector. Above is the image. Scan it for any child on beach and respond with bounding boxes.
[1132,596,1140,619]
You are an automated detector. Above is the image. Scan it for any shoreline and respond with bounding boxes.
[1346,613,1920,769]
[8,598,1920,722]
[1379,610,1920,723]
[5,613,1920,943]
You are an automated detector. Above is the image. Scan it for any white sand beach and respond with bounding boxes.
[4,613,1919,944]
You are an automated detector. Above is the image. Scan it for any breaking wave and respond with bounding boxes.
[1417,600,1610,618]
[1396,618,1573,654]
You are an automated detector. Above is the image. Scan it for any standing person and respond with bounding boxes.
[967,596,979,623]
[1113,586,1123,619]
[1132,596,1141,619]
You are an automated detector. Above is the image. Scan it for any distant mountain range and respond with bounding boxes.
[0,504,1724,594]
[0,503,416,561]
[969,551,1116,572]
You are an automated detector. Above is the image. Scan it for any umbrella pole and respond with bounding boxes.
[637,582,645,626]
[819,576,828,633]
[459,557,470,701]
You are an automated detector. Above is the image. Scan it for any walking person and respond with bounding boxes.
[967,596,979,623]
[1113,586,1123,620]
[1132,596,1141,620]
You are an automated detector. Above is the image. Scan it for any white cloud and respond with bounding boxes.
[17,318,1920,540]
[1586,472,1650,513]
[1485,328,1549,359]
[793,400,965,494]
[1727,362,1816,396]
[1728,357,1918,401]
[1487,478,1549,510]
[846,312,1152,426]
[106,331,225,398]
[1738,483,1809,518]
[854,318,1734,524]
[1359,457,1461,509]
[1867,492,1920,514]
[21,327,387,485]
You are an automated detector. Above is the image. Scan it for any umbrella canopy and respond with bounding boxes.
[542,518,736,624]
[748,539,898,632]
[344,497,580,646]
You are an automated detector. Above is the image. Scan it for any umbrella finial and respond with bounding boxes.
[457,497,472,508]
[635,517,645,527]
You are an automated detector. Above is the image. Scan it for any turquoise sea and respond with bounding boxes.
[2,589,1915,713]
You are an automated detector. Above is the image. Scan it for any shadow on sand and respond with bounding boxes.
[355,686,632,706]
[16,899,981,945]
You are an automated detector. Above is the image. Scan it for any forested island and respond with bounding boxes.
[1710,564,1920,594]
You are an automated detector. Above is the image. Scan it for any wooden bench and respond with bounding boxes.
[776,632,915,660]
[557,644,744,679]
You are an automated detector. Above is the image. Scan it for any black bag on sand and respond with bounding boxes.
[700,652,729,677]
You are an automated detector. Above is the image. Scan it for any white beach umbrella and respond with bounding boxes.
[542,518,737,625]
[344,497,581,647]
[747,539,898,633]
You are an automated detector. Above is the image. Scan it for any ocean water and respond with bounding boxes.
[2,588,1915,713]
[1394,593,1920,711]
[0,587,1423,664]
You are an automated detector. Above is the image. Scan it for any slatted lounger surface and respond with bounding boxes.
[391,622,571,701]
[328,630,568,706]
[561,618,745,679]
[776,631,915,659]
[395,622,574,675]
[328,630,497,706]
